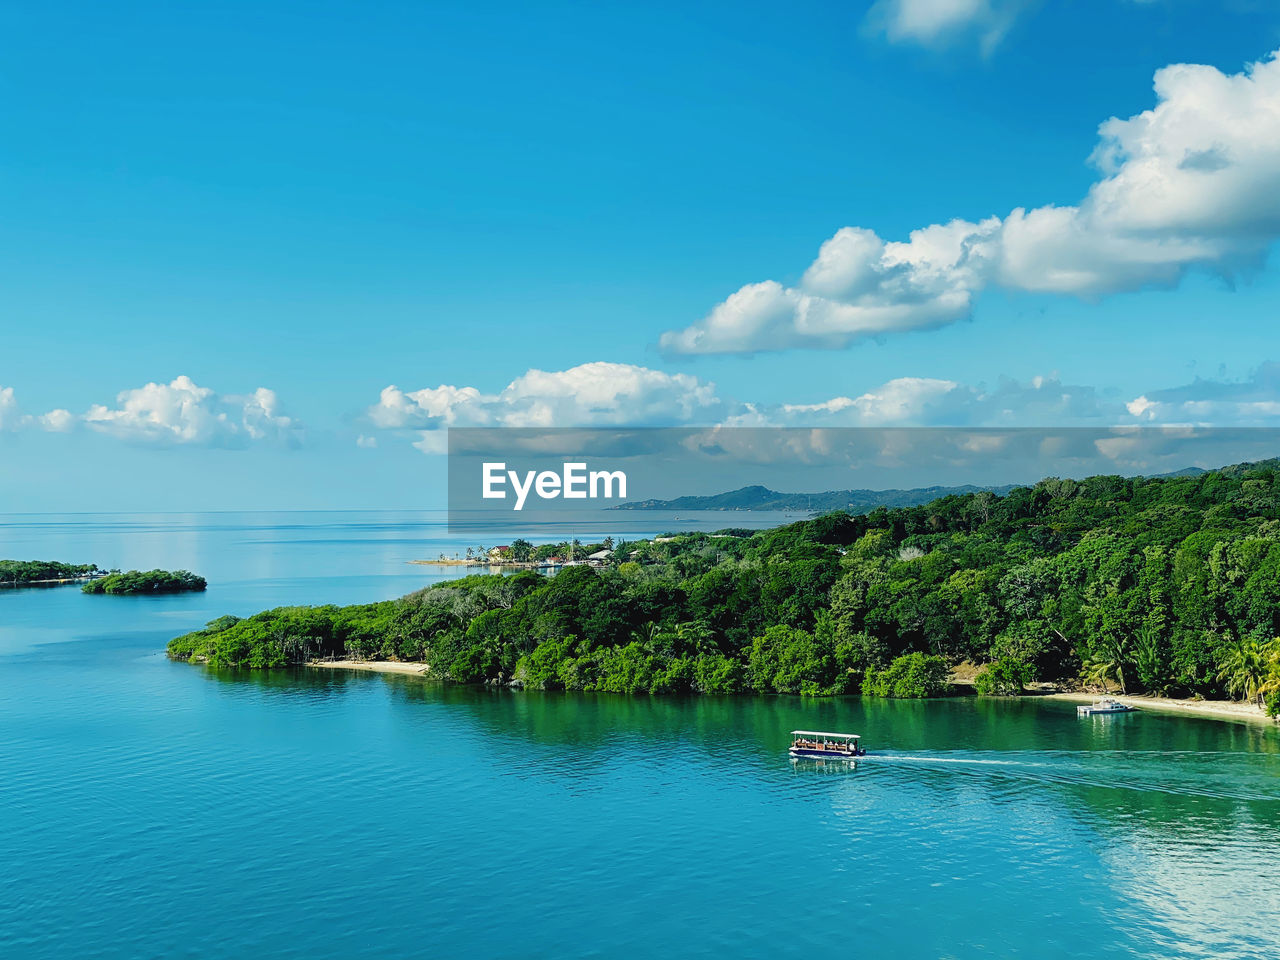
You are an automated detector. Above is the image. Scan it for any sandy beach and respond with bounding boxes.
[309,660,430,676]
[309,660,1274,724]
[1044,691,1273,723]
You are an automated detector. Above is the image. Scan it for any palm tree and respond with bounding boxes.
[676,620,718,657]
[631,621,659,649]
[1133,622,1172,695]
[1216,635,1279,706]
[1258,666,1280,713]
[1082,634,1130,694]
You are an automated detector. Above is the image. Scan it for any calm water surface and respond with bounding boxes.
[2,514,1279,959]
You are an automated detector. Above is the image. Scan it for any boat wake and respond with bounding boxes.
[862,751,1280,804]
[870,754,1020,767]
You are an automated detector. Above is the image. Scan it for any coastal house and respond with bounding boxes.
[587,549,612,562]
[487,546,511,562]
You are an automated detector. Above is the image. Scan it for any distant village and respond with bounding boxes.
[415,536,622,570]
[412,532,741,572]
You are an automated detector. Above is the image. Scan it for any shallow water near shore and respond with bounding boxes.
[3,514,1280,959]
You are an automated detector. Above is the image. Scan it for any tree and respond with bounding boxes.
[974,657,1034,696]
[1133,619,1171,694]
[862,653,952,699]
[1216,635,1279,706]
[165,458,1280,704]
[676,620,718,656]
[509,539,534,562]
[1082,634,1130,694]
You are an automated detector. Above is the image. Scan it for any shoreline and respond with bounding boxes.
[410,559,503,568]
[309,660,430,676]
[306,661,1276,724]
[1041,691,1273,724]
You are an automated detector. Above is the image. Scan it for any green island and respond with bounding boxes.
[169,459,1280,715]
[1,559,103,588]
[84,569,207,595]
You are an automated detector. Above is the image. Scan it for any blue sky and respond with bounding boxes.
[3,0,1280,510]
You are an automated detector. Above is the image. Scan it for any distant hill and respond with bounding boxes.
[613,483,1017,513]
[610,460,1278,513]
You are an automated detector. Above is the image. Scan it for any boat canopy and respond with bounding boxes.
[790,730,860,740]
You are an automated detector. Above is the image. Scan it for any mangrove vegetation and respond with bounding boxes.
[85,569,207,595]
[168,459,1280,713]
[1,560,102,588]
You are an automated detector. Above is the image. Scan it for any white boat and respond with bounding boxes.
[1077,697,1137,716]
[789,730,865,759]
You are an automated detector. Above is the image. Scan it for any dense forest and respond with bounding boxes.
[169,460,1280,714]
[0,560,101,587]
[85,569,207,595]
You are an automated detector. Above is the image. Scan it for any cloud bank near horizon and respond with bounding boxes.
[660,48,1280,356]
[365,360,1280,454]
[8,360,1280,457]
[0,376,301,447]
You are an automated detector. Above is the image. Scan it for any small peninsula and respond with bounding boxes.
[1,560,103,588]
[169,458,1280,720]
[84,569,207,595]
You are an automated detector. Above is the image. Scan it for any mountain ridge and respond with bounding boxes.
[613,483,1019,513]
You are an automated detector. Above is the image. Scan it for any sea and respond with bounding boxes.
[2,512,1279,959]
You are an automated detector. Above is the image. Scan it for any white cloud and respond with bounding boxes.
[370,362,720,450]
[865,0,1025,54]
[239,388,298,442]
[728,374,1111,428]
[865,0,1163,54]
[369,384,487,429]
[0,389,76,434]
[82,376,301,446]
[0,387,19,431]
[37,409,75,432]
[371,358,1280,456]
[662,49,1280,355]
[733,364,1280,430]
[779,377,966,425]
[1127,362,1280,425]
[356,434,378,449]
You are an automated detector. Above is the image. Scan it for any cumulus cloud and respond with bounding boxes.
[370,362,720,447]
[0,389,77,435]
[82,376,301,446]
[370,357,1280,457]
[37,409,75,432]
[662,49,1280,355]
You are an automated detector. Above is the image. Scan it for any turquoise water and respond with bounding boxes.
[3,515,1280,959]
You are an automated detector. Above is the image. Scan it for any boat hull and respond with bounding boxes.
[1077,705,1136,715]
[789,748,862,760]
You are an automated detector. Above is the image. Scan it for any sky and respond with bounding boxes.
[4,0,1280,510]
